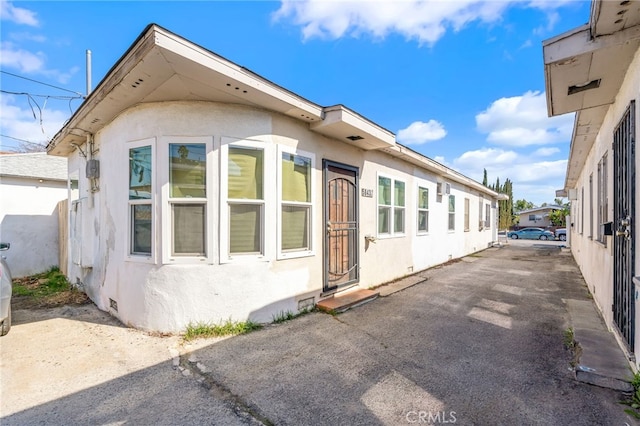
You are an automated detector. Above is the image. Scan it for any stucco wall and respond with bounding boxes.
[569,44,640,366]
[0,176,67,278]
[65,101,499,332]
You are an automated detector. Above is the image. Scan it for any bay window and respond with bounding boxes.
[228,145,264,255]
[128,143,153,257]
[279,149,314,257]
[169,143,206,256]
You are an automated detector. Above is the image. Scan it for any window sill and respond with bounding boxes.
[277,250,315,261]
[125,254,156,264]
[376,233,407,240]
[164,256,210,265]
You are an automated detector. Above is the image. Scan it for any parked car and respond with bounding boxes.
[555,228,567,241]
[0,242,12,336]
[507,227,555,240]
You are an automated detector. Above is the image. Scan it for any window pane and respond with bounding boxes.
[449,195,455,212]
[378,207,390,234]
[418,211,428,232]
[394,181,405,207]
[378,177,391,205]
[282,205,310,251]
[418,187,428,209]
[449,213,455,231]
[170,144,206,198]
[394,208,405,233]
[230,204,261,254]
[282,153,311,202]
[129,146,152,200]
[229,147,263,200]
[131,204,152,254]
[173,204,205,255]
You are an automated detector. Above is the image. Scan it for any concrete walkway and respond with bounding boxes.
[3,242,636,425]
[181,242,635,425]
[379,245,635,393]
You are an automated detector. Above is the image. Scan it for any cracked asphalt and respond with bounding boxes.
[1,241,636,425]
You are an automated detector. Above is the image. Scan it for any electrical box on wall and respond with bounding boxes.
[86,159,100,178]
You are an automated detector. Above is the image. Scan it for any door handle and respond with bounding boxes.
[616,229,629,238]
[617,216,632,238]
[327,221,332,234]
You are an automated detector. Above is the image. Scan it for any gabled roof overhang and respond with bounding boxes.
[47,24,395,156]
[543,0,640,190]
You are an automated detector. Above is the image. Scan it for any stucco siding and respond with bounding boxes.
[568,43,640,363]
[64,101,499,332]
[0,176,67,277]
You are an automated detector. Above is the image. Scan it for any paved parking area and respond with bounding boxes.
[1,242,635,425]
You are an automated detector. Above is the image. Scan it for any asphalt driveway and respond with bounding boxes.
[2,242,635,425]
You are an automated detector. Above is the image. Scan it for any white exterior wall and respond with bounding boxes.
[0,176,67,277]
[569,45,640,367]
[66,101,499,332]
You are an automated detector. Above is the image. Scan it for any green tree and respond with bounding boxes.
[514,199,535,212]
[482,169,488,187]
[549,199,570,227]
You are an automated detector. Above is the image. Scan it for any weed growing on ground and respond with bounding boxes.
[184,319,262,341]
[272,311,296,323]
[12,266,90,309]
[271,308,314,324]
[620,371,640,419]
[563,327,576,349]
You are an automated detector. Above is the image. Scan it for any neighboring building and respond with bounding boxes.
[516,205,563,228]
[544,1,640,368]
[0,152,68,277]
[48,24,506,333]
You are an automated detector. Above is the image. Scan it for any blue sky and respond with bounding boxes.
[0,0,590,205]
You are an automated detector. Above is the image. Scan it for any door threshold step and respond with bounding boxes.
[317,289,379,314]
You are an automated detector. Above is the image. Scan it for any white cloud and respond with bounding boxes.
[476,90,574,147]
[533,147,560,156]
[0,41,45,73]
[447,146,567,205]
[274,0,571,45]
[453,147,518,168]
[0,41,79,84]
[0,1,39,26]
[0,94,69,150]
[397,120,446,145]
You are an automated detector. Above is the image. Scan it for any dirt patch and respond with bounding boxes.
[11,290,91,310]
[12,274,91,310]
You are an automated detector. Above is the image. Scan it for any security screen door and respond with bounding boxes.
[613,100,635,352]
[324,160,359,293]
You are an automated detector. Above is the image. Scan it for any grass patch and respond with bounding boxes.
[184,319,262,341]
[563,327,576,349]
[12,266,89,309]
[272,308,313,324]
[621,371,640,419]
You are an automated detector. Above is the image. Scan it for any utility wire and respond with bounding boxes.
[1,89,83,101]
[0,134,47,146]
[1,70,85,97]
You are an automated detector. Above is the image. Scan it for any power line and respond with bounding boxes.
[1,89,83,101]
[0,134,47,146]
[1,70,85,97]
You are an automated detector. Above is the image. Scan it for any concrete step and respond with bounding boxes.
[317,289,379,314]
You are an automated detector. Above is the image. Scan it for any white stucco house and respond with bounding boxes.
[48,24,506,333]
[544,0,640,369]
[516,205,563,228]
[0,152,68,277]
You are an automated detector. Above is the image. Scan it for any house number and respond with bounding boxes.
[361,188,373,198]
